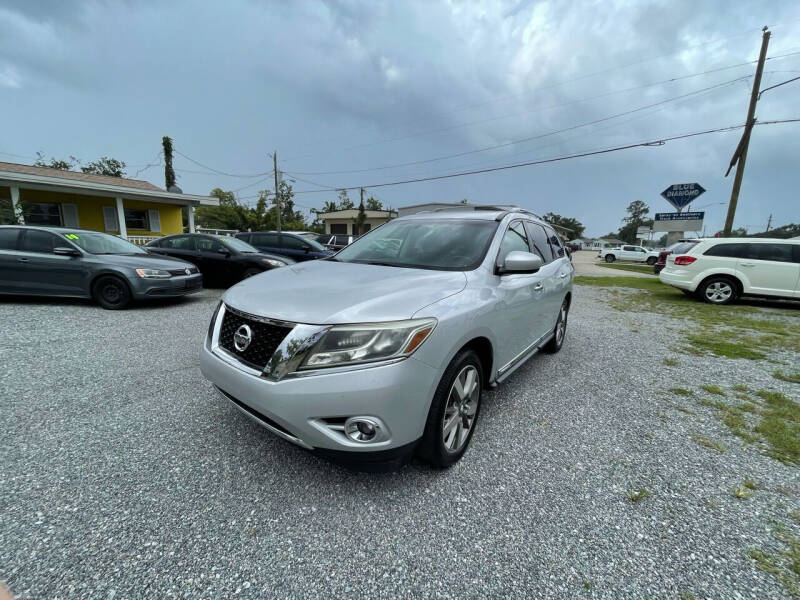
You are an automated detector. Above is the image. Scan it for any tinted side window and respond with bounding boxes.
[672,241,699,254]
[750,243,795,263]
[253,233,279,246]
[704,243,748,258]
[236,233,250,243]
[196,237,225,252]
[21,230,58,253]
[164,236,195,250]
[282,235,307,250]
[0,228,21,250]
[498,221,530,262]
[544,226,565,258]
[525,222,554,263]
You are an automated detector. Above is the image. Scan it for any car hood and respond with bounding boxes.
[90,253,196,270]
[223,259,467,324]
[241,252,296,264]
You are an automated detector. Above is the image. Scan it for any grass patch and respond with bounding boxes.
[701,384,726,396]
[597,263,656,275]
[749,526,800,597]
[691,433,726,453]
[774,370,800,384]
[743,477,758,490]
[670,387,694,397]
[664,357,679,366]
[732,485,755,499]
[627,488,651,503]
[685,333,766,360]
[733,384,750,392]
[754,390,800,465]
[699,398,726,410]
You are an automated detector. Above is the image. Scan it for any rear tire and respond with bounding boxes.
[646,257,657,265]
[417,349,483,468]
[605,254,616,263]
[92,275,132,310]
[543,298,569,353]
[696,276,739,305]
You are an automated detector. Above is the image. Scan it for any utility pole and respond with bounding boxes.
[273,152,281,233]
[723,27,770,236]
[765,213,772,232]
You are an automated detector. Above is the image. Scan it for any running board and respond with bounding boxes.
[491,332,554,387]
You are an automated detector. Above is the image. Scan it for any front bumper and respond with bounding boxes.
[199,341,441,454]
[133,273,204,298]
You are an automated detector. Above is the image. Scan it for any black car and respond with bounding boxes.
[235,231,333,262]
[146,233,294,286]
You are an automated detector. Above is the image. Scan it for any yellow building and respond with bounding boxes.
[0,161,217,242]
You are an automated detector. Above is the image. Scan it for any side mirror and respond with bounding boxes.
[53,246,81,257]
[303,245,310,253]
[217,247,231,256]
[500,250,543,274]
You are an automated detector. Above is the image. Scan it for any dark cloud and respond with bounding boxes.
[1,0,798,234]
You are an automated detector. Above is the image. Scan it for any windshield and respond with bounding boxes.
[221,236,259,253]
[298,236,326,251]
[62,231,147,254]
[334,219,498,271]
[296,232,320,241]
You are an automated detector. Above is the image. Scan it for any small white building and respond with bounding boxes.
[316,208,397,235]
[397,202,475,217]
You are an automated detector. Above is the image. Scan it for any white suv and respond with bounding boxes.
[659,238,800,304]
[598,245,659,265]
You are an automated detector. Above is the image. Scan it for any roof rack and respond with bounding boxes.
[471,205,542,221]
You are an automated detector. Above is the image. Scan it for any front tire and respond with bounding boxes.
[697,276,739,305]
[646,257,657,265]
[605,254,616,263]
[417,349,483,468]
[92,275,132,310]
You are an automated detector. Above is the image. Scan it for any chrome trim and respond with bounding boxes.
[496,331,552,377]
[214,386,313,450]
[264,324,330,381]
[223,304,297,329]
[282,356,408,379]
[309,416,393,448]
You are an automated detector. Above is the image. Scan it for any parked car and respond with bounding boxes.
[201,208,574,470]
[653,239,700,274]
[235,231,333,262]
[598,245,659,264]
[316,233,357,251]
[659,237,800,304]
[0,225,202,309]
[146,233,293,286]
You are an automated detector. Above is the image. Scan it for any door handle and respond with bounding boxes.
[739,262,755,267]
[17,258,29,263]
[533,283,543,291]
[559,272,568,278]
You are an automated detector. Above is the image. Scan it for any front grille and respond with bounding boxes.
[218,307,293,370]
[168,267,198,276]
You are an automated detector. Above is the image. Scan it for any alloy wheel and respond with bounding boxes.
[705,281,732,303]
[556,303,568,345]
[442,365,480,453]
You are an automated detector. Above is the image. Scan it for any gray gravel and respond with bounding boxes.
[1,286,797,599]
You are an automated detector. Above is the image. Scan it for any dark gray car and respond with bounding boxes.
[0,225,203,309]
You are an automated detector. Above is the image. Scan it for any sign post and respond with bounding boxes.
[660,183,706,213]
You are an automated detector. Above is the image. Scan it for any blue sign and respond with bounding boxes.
[654,211,705,221]
[660,183,706,211]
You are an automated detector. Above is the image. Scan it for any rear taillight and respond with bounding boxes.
[674,255,696,266]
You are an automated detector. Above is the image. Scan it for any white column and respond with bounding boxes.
[10,184,23,224]
[115,197,127,240]
[188,205,196,233]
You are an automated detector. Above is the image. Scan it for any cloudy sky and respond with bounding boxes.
[1,0,798,236]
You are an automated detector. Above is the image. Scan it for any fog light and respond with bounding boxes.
[344,417,380,443]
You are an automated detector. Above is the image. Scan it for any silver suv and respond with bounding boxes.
[200,207,574,469]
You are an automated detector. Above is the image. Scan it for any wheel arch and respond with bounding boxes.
[90,270,133,295]
[697,272,743,297]
[458,337,494,389]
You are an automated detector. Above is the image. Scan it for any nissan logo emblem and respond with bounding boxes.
[233,324,253,352]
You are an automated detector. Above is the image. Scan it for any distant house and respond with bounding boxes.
[582,237,625,250]
[317,208,397,236]
[0,161,218,243]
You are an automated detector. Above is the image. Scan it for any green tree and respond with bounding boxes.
[542,213,586,240]
[34,152,77,171]
[81,157,126,177]
[210,187,237,207]
[320,200,338,213]
[276,181,306,230]
[162,136,176,190]
[337,189,353,210]
[365,196,383,211]
[618,200,650,243]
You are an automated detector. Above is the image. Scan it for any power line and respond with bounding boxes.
[173,149,273,178]
[287,75,754,176]
[287,119,799,194]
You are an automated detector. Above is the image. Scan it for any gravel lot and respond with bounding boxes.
[1,285,797,599]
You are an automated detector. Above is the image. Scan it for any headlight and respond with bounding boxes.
[300,318,436,369]
[135,268,171,279]
[262,258,287,268]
